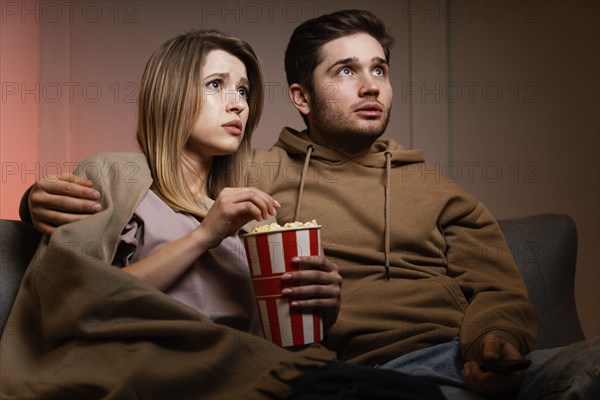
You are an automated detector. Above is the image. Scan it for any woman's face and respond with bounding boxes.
[187,49,250,160]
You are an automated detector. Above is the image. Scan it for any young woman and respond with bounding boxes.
[59,29,342,334]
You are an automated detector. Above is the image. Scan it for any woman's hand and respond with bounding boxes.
[122,187,279,291]
[28,173,102,234]
[280,256,342,329]
[196,187,280,247]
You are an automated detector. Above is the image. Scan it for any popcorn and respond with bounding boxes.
[251,219,318,233]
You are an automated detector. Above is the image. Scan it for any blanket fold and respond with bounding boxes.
[1,152,334,400]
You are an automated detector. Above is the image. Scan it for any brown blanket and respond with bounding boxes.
[0,152,334,399]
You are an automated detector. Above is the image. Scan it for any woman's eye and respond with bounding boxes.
[207,80,221,90]
[237,87,249,98]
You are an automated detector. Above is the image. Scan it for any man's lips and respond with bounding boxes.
[354,103,383,118]
[222,120,243,134]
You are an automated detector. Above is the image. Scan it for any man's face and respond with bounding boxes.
[306,33,392,156]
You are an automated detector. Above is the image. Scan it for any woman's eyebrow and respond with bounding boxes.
[203,72,229,81]
[239,77,250,86]
[203,72,249,86]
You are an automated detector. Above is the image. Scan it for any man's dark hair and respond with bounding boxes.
[284,9,394,92]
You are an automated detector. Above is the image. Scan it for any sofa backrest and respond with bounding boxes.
[497,213,585,349]
[0,215,586,349]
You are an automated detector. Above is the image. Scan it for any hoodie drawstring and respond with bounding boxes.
[384,151,392,280]
[294,144,392,280]
[294,145,314,221]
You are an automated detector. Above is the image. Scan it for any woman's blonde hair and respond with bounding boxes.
[136,29,264,218]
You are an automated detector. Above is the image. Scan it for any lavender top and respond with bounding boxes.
[113,190,262,335]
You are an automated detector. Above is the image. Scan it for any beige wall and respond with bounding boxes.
[447,0,599,340]
[1,0,598,338]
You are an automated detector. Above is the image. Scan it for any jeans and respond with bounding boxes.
[376,337,600,399]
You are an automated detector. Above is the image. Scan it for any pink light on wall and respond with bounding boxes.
[1,5,40,220]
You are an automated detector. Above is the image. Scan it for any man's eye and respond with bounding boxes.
[337,68,352,76]
[373,67,385,76]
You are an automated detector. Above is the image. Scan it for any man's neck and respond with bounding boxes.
[306,129,375,159]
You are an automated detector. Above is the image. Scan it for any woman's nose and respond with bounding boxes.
[225,90,246,114]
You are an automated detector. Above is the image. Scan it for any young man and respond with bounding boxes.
[21,9,599,400]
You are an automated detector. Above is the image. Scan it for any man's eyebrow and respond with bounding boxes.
[326,57,357,73]
[326,56,389,73]
[372,56,389,66]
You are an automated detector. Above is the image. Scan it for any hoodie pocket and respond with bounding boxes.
[430,274,469,313]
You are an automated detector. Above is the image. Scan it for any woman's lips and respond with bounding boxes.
[222,120,243,134]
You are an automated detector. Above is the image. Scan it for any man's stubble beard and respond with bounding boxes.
[309,94,391,157]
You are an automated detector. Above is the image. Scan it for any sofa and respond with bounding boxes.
[0,214,586,350]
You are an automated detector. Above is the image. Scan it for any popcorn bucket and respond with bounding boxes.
[242,226,324,347]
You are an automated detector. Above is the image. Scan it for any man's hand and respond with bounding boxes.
[29,173,102,234]
[462,334,525,399]
[280,256,342,329]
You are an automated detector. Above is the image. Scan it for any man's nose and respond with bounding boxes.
[359,74,380,97]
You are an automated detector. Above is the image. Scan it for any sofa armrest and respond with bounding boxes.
[498,213,585,350]
[1,219,42,334]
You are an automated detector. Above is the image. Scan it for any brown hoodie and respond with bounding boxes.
[251,127,537,366]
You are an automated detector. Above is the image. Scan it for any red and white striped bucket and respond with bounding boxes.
[242,226,324,347]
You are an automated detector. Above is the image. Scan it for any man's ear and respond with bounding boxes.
[288,83,311,116]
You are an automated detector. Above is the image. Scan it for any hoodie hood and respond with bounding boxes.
[274,127,425,168]
[273,127,424,280]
